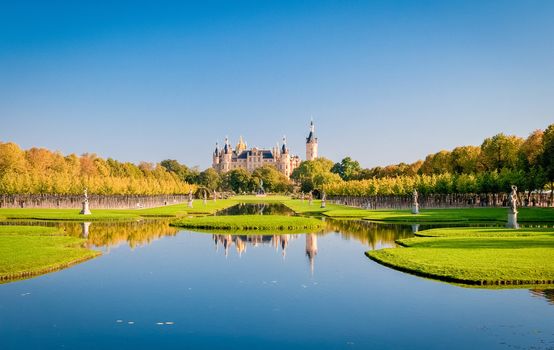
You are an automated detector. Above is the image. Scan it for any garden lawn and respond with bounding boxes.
[0,208,140,221]
[0,225,99,282]
[362,207,554,223]
[171,215,324,232]
[367,227,554,286]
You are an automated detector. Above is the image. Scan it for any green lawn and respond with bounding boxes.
[0,225,100,283]
[171,214,324,232]
[0,208,141,221]
[367,227,554,287]
[0,199,238,221]
[362,207,554,223]
[1,197,552,224]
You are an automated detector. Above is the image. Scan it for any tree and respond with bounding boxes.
[419,150,453,175]
[222,168,252,193]
[519,130,544,169]
[480,133,524,171]
[331,157,362,180]
[291,158,335,192]
[541,124,554,204]
[252,165,292,193]
[160,159,190,182]
[450,146,481,174]
[198,168,221,191]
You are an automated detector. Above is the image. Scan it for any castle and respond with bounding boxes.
[212,121,318,178]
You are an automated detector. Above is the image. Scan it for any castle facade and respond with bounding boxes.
[212,121,318,178]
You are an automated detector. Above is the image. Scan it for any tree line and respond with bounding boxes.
[1,122,552,197]
[0,142,193,195]
[324,123,554,197]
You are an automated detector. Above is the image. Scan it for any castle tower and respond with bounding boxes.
[306,120,318,161]
[212,142,220,168]
[280,136,291,177]
[221,137,232,172]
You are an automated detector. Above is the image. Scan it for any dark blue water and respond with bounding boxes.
[1,219,553,349]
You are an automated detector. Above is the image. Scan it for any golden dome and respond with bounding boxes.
[236,136,247,153]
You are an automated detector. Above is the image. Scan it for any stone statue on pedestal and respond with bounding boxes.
[80,188,91,215]
[411,189,419,214]
[308,191,313,206]
[321,191,326,208]
[507,185,519,229]
[256,179,266,197]
[203,190,207,205]
[187,189,194,208]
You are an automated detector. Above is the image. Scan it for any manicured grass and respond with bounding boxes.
[171,215,324,231]
[130,199,237,217]
[362,207,554,223]
[282,200,357,215]
[367,227,554,287]
[0,225,100,283]
[0,208,141,221]
[0,200,238,221]
[230,195,292,203]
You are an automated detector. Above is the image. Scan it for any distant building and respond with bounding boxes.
[212,121,319,178]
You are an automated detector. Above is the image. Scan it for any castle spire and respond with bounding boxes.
[306,119,318,160]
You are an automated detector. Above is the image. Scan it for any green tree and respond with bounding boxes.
[419,150,453,175]
[450,146,481,174]
[222,168,252,193]
[331,157,362,180]
[291,158,335,192]
[480,133,524,171]
[252,165,292,193]
[198,168,221,191]
[542,124,554,203]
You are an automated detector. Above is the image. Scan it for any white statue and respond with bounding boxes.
[188,189,194,208]
[509,185,518,214]
[411,189,419,214]
[80,188,91,215]
[507,185,519,229]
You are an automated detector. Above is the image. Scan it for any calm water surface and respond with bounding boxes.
[1,206,553,349]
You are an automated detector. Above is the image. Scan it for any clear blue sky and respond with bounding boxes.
[1,0,552,169]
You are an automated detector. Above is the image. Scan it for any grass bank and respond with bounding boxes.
[0,208,141,221]
[361,207,554,223]
[0,226,100,283]
[0,200,238,221]
[171,215,324,231]
[367,227,554,287]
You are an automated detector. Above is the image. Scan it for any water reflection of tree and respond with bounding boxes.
[57,220,179,248]
[530,289,554,305]
[324,219,413,249]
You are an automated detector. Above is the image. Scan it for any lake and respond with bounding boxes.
[1,204,553,349]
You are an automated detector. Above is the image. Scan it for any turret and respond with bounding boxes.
[212,142,220,166]
[306,120,318,161]
[281,136,288,154]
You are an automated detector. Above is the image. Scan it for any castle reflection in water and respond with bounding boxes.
[213,233,319,272]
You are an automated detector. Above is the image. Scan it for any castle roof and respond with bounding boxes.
[306,121,316,143]
[236,150,274,159]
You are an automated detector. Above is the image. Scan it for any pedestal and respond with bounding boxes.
[188,199,193,208]
[321,200,326,208]
[411,204,419,215]
[507,212,519,229]
[80,201,91,215]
